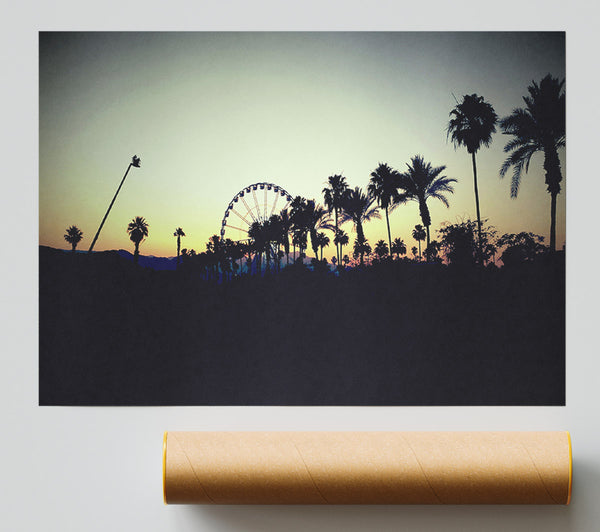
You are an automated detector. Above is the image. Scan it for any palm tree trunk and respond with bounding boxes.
[134,242,140,265]
[418,241,421,260]
[425,225,430,261]
[177,236,181,265]
[385,206,392,260]
[334,207,339,266]
[88,162,133,254]
[550,191,557,253]
[471,152,483,265]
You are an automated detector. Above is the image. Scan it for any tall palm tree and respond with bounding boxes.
[290,196,309,261]
[302,199,334,261]
[391,237,407,260]
[173,227,186,266]
[368,163,403,255]
[323,174,349,266]
[127,216,149,265]
[340,187,381,265]
[412,224,427,260]
[64,225,83,252]
[279,208,292,266]
[447,93,498,263]
[499,74,565,252]
[398,156,457,257]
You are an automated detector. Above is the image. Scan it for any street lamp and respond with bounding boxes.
[88,155,141,254]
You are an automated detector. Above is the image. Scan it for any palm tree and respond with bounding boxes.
[368,163,403,255]
[447,93,497,264]
[303,200,334,261]
[374,239,389,261]
[334,229,349,267]
[398,155,457,258]
[64,225,83,252]
[248,221,267,274]
[290,196,309,261]
[126,216,149,265]
[267,214,284,272]
[499,74,565,252]
[391,237,407,260]
[353,238,372,265]
[173,227,186,266]
[315,232,330,261]
[340,187,381,265]
[88,155,141,253]
[279,208,292,266]
[411,246,418,260]
[412,224,427,260]
[323,174,349,266]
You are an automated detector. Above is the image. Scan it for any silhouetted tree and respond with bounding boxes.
[353,238,371,265]
[411,246,418,260]
[412,224,426,260]
[499,74,565,252]
[290,196,309,261]
[304,200,334,261]
[64,225,83,252]
[323,174,349,266]
[398,156,457,258]
[126,216,149,265]
[391,237,407,260]
[279,208,292,266]
[438,219,497,266]
[340,187,380,265]
[374,239,389,261]
[334,229,349,268]
[315,232,330,261]
[248,221,267,274]
[368,163,403,256]
[448,93,497,264]
[173,227,185,266]
[497,232,547,266]
[425,240,442,262]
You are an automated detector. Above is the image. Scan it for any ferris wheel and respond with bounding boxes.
[220,182,293,242]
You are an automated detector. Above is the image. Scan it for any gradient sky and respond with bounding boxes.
[39,32,565,259]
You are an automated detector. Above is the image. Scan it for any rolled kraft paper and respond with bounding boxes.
[163,431,572,505]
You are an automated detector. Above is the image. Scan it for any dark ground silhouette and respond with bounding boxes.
[39,246,565,405]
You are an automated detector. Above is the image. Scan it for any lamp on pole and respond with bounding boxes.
[88,155,141,254]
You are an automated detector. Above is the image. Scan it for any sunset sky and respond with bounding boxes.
[39,32,565,259]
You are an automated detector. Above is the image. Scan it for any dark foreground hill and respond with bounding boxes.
[39,246,565,405]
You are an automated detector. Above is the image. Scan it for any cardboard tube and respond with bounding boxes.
[163,431,572,505]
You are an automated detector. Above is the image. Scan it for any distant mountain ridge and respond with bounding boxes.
[115,249,178,270]
[46,246,179,271]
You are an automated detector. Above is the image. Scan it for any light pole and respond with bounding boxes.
[88,155,141,254]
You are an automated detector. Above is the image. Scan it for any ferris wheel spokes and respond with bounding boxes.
[220,182,294,241]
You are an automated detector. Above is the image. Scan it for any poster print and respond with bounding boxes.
[39,32,565,405]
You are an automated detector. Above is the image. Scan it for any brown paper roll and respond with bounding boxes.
[163,431,572,505]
